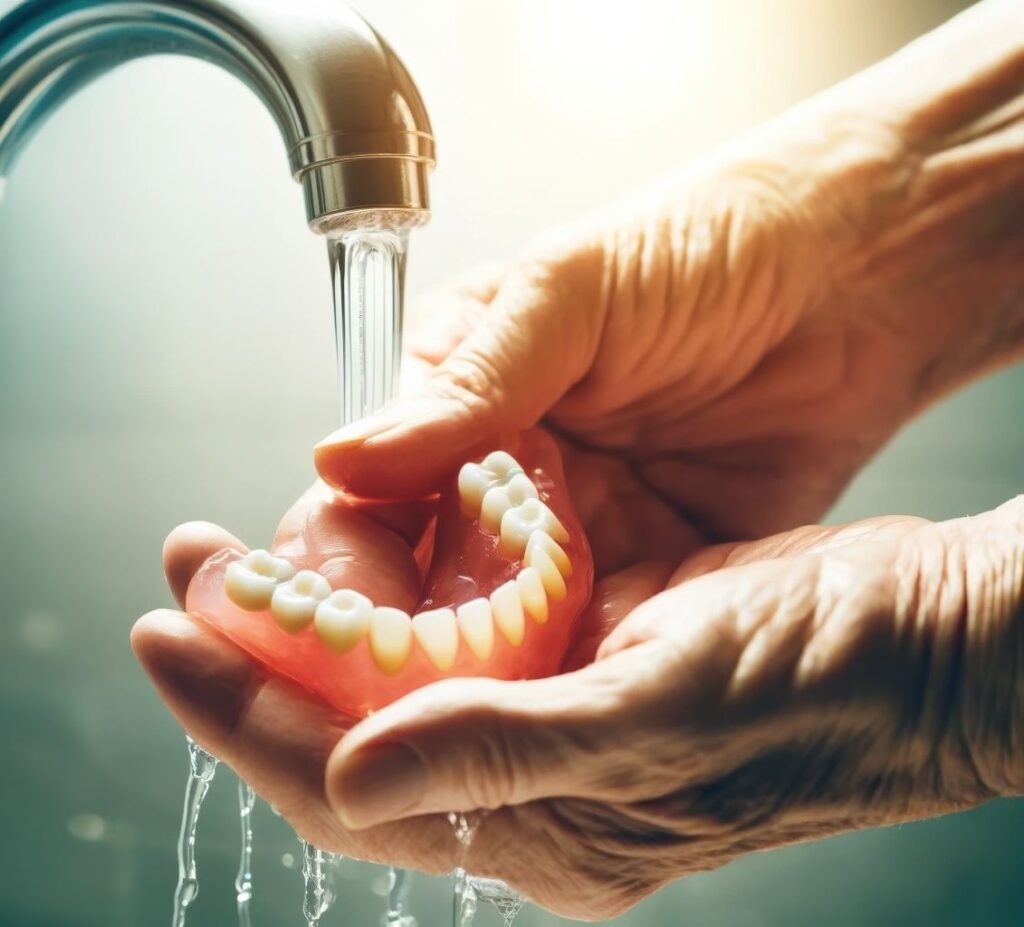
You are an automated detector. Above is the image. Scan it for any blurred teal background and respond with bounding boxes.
[1,0,1021,924]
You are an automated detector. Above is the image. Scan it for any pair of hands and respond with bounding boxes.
[134,3,1024,917]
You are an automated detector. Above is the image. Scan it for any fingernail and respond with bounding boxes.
[332,742,426,829]
[316,415,393,451]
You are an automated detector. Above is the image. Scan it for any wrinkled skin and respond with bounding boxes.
[134,2,1024,920]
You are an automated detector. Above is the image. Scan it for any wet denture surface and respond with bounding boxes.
[186,430,593,717]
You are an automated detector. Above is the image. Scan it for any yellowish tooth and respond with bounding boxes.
[499,498,570,559]
[224,549,296,611]
[270,570,331,633]
[412,608,459,671]
[490,580,525,646]
[369,607,414,675]
[525,544,568,601]
[314,589,373,653]
[526,532,572,577]
[455,597,494,661]
[480,472,538,533]
[517,567,549,624]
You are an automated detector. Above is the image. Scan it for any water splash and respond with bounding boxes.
[235,779,255,927]
[472,878,525,927]
[171,738,218,927]
[383,865,417,927]
[448,813,524,927]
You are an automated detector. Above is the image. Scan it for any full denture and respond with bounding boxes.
[186,429,593,717]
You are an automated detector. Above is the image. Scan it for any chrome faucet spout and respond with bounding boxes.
[0,0,435,233]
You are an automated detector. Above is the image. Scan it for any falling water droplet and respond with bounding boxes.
[382,865,417,926]
[171,738,218,927]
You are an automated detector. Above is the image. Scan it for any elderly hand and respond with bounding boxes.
[135,498,1024,918]
[133,1,1024,919]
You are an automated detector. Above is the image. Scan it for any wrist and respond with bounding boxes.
[752,0,1024,408]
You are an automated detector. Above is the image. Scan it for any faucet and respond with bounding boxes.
[0,0,435,234]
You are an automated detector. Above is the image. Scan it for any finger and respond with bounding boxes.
[130,609,461,870]
[315,251,605,498]
[404,260,506,365]
[324,643,677,830]
[562,561,677,670]
[163,521,247,607]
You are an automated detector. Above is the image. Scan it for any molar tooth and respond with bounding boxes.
[458,463,493,516]
[525,544,568,601]
[526,532,572,577]
[480,472,539,533]
[369,607,414,675]
[499,498,570,559]
[490,580,526,646]
[458,451,526,517]
[224,549,296,611]
[455,597,494,661]
[412,608,459,671]
[314,589,373,653]
[517,567,549,624]
[270,570,331,633]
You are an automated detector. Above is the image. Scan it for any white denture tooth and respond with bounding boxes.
[481,450,523,475]
[314,589,373,653]
[525,544,568,601]
[480,472,539,533]
[490,580,526,646]
[517,567,549,624]
[270,570,331,633]
[412,608,459,671]
[499,498,570,559]
[458,463,492,516]
[455,597,495,661]
[369,607,414,675]
[526,531,572,577]
[224,549,296,611]
[458,451,527,518]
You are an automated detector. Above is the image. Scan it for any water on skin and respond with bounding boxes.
[235,779,255,927]
[171,738,218,927]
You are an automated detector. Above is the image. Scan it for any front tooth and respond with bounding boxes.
[490,580,525,646]
[480,472,539,533]
[412,608,459,670]
[314,589,373,653]
[369,607,413,675]
[224,549,296,611]
[499,498,570,559]
[525,543,568,601]
[526,532,572,577]
[455,597,494,661]
[516,567,549,624]
[270,570,331,633]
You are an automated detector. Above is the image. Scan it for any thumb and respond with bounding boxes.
[324,646,663,830]
[314,251,604,499]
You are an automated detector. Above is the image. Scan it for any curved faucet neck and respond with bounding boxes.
[0,0,435,233]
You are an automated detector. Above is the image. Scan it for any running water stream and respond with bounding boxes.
[235,780,255,927]
[171,738,218,927]
[300,841,338,926]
